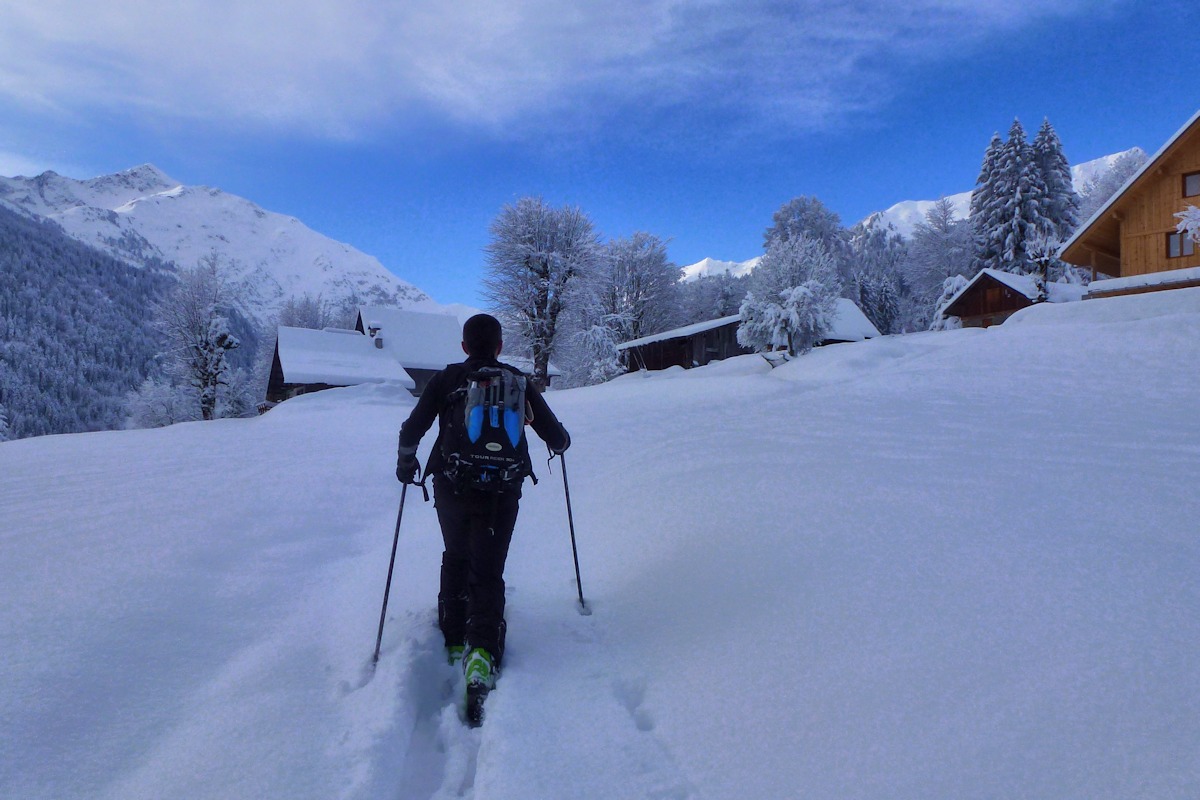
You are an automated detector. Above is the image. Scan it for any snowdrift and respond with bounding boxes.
[3,289,1199,799]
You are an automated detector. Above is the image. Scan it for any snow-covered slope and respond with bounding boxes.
[0,165,439,324]
[862,148,1147,237]
[3,288,1199,799]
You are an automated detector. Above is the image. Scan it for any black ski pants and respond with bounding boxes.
[433,476,520,665]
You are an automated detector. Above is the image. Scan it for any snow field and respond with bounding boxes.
[3,288,1200,799]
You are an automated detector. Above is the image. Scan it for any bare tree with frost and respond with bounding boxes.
[153,254,242,421]
[483,197,601,387]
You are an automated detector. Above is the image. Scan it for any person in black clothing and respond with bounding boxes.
[396,314,570,682]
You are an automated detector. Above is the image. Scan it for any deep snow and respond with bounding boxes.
[3,288,1200,799]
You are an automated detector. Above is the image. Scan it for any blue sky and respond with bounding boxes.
[1,0,1196,307]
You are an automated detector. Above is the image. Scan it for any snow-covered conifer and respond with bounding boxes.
[1033,118,1080,241]
[483,197,601,387]
[856,271,901,336]
[905,197,974,308]
[970,132,1005,273]
[0,403,9,442]
[737,234,841,355]
[848,222,907,334]
[973,119,1053,276]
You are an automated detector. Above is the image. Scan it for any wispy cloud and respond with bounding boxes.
[0,1,1114,140]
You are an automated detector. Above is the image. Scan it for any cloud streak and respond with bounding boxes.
[0,1,1114,140]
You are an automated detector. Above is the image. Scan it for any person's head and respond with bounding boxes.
[462,313,503,358]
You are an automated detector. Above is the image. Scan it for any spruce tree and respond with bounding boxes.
[984,119,1052,275]
[970,133,1004,274]
[1033,118,1080,241]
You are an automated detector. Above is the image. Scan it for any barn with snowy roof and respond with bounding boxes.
[617,299,881,372]
[938,268,1086,328]
[266,326,414,403]
[1060,108,1200,298]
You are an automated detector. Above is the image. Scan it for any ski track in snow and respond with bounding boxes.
[372,590,697,799]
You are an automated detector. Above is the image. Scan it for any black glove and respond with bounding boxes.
[396,452,420,484]
[551,429,571,456]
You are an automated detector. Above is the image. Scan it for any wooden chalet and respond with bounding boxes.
[1061,109,1200,299]
[939,269,1087,328]
[618,299,881,372]
[618,314,749,371]
[941,269,1040,328]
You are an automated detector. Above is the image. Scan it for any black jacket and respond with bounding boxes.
[399,357,570,479]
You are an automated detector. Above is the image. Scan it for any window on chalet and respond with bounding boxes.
[1185,171,1200,198]
[1167,231,1196,258]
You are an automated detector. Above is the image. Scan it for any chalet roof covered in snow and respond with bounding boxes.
[357,307,465,371]
[275,326,414,389]
[827,297,883,341]
[615,314,743,351]
[617,300,881,352]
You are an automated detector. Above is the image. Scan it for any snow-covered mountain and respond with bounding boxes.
[862,147,1148,238]
[0,164,441,325]
[680,256,760,282]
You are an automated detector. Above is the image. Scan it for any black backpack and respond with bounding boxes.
[440,366,530,491]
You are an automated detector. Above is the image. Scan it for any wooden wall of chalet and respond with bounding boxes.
[1117,140,1200,277]
[942,276,1033,328]
[624,321,751,371]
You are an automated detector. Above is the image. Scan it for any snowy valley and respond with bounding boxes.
[3,286,1198,799]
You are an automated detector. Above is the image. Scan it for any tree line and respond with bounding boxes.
[486,117,1142,374]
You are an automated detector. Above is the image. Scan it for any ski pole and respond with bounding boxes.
[373,483,408,665]
[558,452,590,615]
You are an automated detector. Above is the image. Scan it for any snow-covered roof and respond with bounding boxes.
[616,314,742,351]
[942,269,1085,317]
[942,269,1040,313]
[357,307,465,371]
[1059,108,1200,261]
[275,326,414,389]
[617,300,880,351]
[827,298,882,342]
[1087,265,1200,296]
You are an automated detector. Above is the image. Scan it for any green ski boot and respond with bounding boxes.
[463,647,496,727]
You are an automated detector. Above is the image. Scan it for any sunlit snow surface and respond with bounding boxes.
[3,289,1200,799]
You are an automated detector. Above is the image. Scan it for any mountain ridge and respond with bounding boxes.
[681,147,1148,277]
[0,164,444,325]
